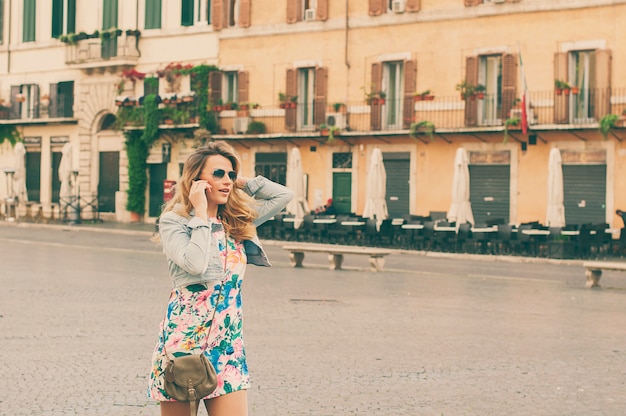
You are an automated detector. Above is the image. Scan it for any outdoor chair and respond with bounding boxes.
[455,222,472,253]
[509,224,534,256]
[433,221,456,252]
[326,215,353,245]
[493,224,514,255]
[294,215,322,242]
[377,219,395,247]
[420,221,436,251]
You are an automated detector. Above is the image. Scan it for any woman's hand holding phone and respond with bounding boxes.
[190,179,212,220]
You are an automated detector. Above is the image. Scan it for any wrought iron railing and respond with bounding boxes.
[64,34,140,65]
[211,87,626,136]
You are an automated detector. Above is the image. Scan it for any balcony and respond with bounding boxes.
[64,31,140,73]
[116,87,626,141]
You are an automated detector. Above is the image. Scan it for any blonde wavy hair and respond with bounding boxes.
[161,141,256,241]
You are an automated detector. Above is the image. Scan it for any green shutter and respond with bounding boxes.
[23,0,36,42]
[102,0,118,29]
[181,0,194,26]
[145,0,161,29]
[67,0,76,33]
[52,0,62,38]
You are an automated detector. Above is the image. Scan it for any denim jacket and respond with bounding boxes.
[159,175,294,288]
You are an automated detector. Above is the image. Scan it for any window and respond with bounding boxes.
[23,0,36,42]
[223,71,238,103]
[49,81,74,118]
[225,0,239,27]
[569,50,596,124]
[478,55,503,125]
[303,0,316,20]
[297,67,316,129]
[11,84,39,119]
[52,0,76,38]
[554,48,611,124]
[332,152,352,169]
[198,0,211,24]
[145,0,162,29]
[255,152,287,185]
[382,61,403,129]
[463,54,516,128]
[144,77,159,96]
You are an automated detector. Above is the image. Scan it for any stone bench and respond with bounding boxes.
[582,261,626,288]
[282,243,391,272]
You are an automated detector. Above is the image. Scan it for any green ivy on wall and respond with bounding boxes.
[189,64,219,133]
[124,94,160,215]
[0,125,21,146]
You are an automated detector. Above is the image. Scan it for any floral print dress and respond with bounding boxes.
[148,221,249,400]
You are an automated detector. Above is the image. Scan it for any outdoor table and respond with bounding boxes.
[471,226,497,233]
[434,225,456,232]
[561,230,580,236]
[341,221,365,226]
[314,218,337,224]
[283,217,296,223]
[521,229,550,235]
[401,223,424,230]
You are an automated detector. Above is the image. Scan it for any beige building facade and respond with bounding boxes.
[1,0,625,230]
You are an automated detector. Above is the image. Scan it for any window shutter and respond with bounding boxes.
[285,68,297,131]
[501,53,517,125]
[465,0,483,6]
[145,0,162,29]
[369,0,384,16]
[48,83,58,118]
[553,52,568,124]
[209,70,222,104]
[212,0,223,30]
[403,60,417,129]
[370,62,382,131]
[594,49,612,119]
[316,0,328,21]
[32,84,40,118]
[10,86,21,119]
[313,67,328,126]
[239,0,251,28]
[406,0,420,13]
[59,81,74,117]
[286,0,297,23]
[52,0,63,38]
[464,56,478,127]
[67,0,76,33]
[238,71,249,103]
[23,0,36,42]
[102,0,118,29]
[181,0,194,26]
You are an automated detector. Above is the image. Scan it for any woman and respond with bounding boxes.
[148,141,293,416]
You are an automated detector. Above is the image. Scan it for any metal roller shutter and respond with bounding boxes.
[562,164,606,226]
[469,164,510,225]
[383,152,410,218]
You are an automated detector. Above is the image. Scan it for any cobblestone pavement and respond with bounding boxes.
[0,223,625,416]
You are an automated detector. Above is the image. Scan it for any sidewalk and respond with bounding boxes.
[0,217,157,236]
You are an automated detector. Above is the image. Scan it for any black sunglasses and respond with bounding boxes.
[211,168,237,181]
